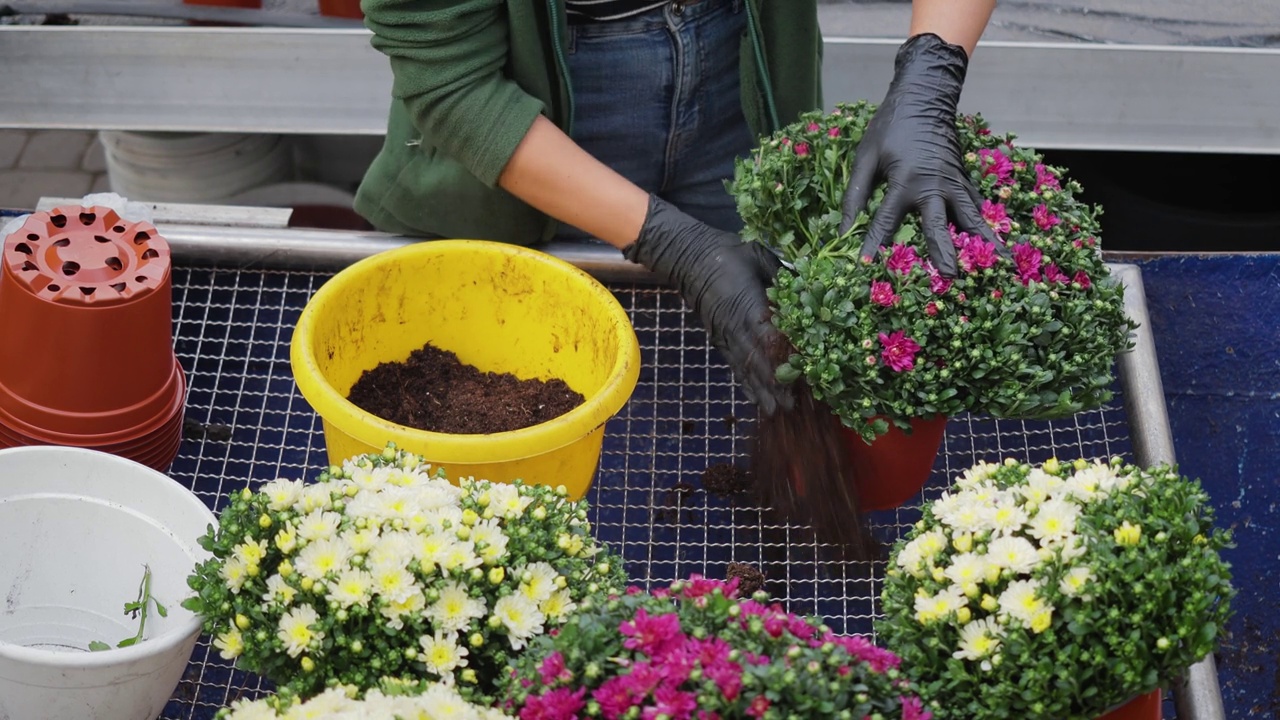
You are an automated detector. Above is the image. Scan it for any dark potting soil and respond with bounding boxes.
[702,463,753,496]
[726,561,766,597]
[751,336,877,562]
[346,343,585,435]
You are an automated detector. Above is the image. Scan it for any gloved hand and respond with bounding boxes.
[624,196,795,416]
[839,32,999,278]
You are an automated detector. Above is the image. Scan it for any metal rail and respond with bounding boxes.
[2,25,1279,153]
[1112,264,1227,720]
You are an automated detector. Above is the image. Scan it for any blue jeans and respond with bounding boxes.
[556,0,754,241]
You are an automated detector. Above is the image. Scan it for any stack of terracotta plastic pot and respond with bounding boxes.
[0,205,186,472]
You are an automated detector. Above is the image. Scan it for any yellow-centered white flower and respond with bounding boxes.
[492,594,545,650]
[277,604,322,658]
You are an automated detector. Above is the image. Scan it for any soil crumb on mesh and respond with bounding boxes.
[727,562,766,597]
[346,342,584,435]
[702,463,752,496]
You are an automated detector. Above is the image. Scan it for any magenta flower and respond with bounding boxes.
[746,695,771,718]
[519,687,587,720]
[1012,243,1044,284]
[957,233,1000,274]
[806,122,820,132]
[981,200,1012,235]
[620,609,683,658]
[1044,263,1069,284]
[886,244,922,275]
[593,677,634,720]
[901,695,933,720]
[647,685,698,720]
[1033,203,1061,230]
[828,126,840,138]
[870,280,899,307]
[1035,163,1061,192]
[977,148,1014,185]
[794,142,810,156]
[926,262,953,294]
[879,331,921,372]
[925,302,938,316]
[538,652,570,686]
[1073,270,1092,289]
[829,633,903,673]
[681,575,736,599]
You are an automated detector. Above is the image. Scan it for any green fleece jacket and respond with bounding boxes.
[354,0,823,244]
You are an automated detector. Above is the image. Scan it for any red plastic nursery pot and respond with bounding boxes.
[839,415,948,512]
[317,0,363,19]
[1096,690,1163,720]
[0,206,186,444]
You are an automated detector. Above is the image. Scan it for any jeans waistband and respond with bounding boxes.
[567,0,731,26]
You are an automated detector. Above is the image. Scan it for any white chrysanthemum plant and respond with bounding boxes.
[215,679,507,720]
[184,443,628,706]
[877,457,1235,720]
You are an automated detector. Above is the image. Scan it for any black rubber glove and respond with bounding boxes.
[624,196,795,416]
[839,32,999,278]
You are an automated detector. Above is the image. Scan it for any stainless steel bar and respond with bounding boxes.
[3,25,1280,153]
[155,222,660,283]
[1111,263,1227,720]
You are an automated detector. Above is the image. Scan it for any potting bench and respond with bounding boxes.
[86,216,1222,720]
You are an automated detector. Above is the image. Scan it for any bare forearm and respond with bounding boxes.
[909,0,996,56]
[497,115,650,249]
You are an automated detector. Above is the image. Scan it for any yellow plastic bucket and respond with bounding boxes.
[290,240,641,499]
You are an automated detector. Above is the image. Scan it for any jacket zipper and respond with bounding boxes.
[744,0,781,131]
[547,0,575,136]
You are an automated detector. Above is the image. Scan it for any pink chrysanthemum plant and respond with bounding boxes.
[729,102,1137,442]
[499,575,931,720]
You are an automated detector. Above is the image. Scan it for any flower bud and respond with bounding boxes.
[461,509,480,526]
[351,640,363,654]
[258,514,272,529]
[235,614,251,630]
[489,567,506,585]
[300,656,315,672]
[461,669,478,684]
[469,632,485,648]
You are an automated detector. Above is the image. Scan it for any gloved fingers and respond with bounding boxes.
[949,180,1006,252]
[859,186,909,260]
[919,195,958,278]
[839,147,880,236]
[741,329,796,416]
[750,243,784,283]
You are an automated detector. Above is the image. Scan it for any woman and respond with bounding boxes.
[354,0,996,416]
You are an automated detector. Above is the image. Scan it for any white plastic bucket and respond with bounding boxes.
[99,130,293,204]
[0,446,215,720]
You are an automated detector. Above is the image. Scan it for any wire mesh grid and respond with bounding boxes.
[159,265,1134,719]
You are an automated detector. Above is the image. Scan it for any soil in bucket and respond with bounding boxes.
[345,342,585,434]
